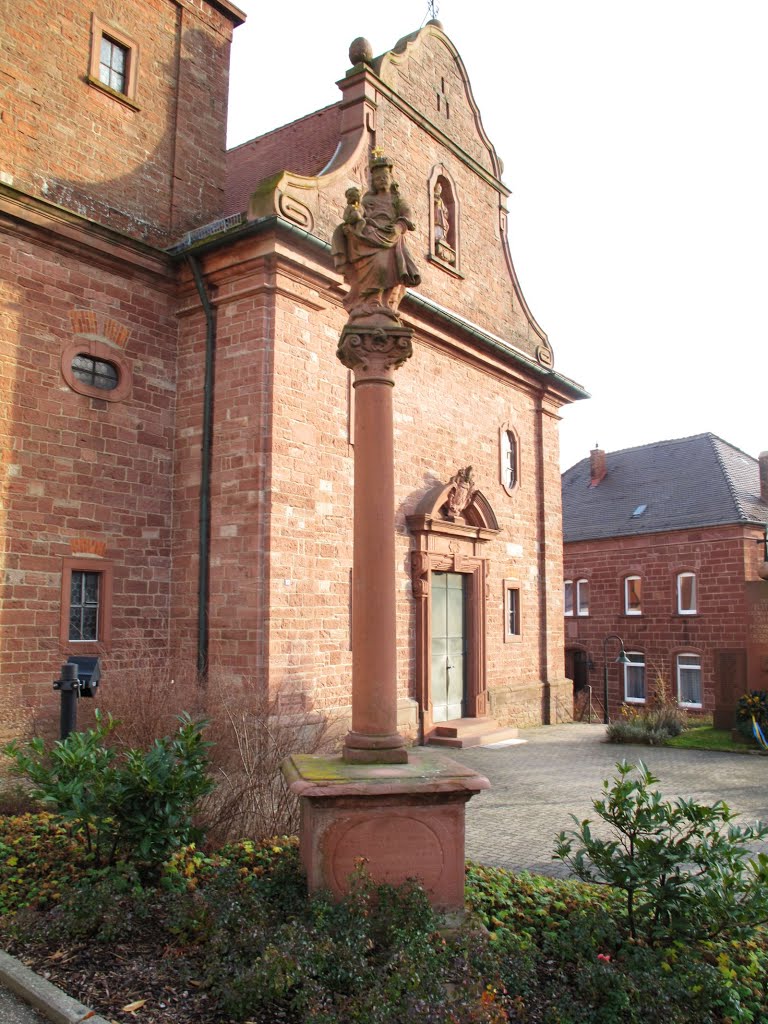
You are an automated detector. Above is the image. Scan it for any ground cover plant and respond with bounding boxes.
[2,718,768,1023]
[666,725,753,753]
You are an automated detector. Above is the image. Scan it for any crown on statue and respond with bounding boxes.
[369,147,393,170]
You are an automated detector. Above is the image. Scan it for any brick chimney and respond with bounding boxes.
[589,447,607,487]
[760,451,768,504]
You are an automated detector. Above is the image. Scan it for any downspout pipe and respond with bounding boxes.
[186,254,216,679]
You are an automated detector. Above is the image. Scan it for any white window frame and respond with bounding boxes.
[624,575,642,615]
[576,578,589,616]
[677,572,697,615]
[564,579,574,617]
[676,653,702,708]
[624,651,646,703]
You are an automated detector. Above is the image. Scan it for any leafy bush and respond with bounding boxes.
[2,711,213,876]
[42,656,342,844]
[607,675,688,745]
[193,862,511,1024]
[3,817,768,1024]
[554,760,768,947]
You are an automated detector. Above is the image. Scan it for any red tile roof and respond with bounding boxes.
[225,103,342,216]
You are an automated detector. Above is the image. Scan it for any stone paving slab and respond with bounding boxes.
[449,723,768,878]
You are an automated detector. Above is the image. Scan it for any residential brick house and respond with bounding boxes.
[1,5,587,740]
[561,435,768,726]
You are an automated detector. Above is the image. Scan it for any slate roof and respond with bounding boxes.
[224,103,342,216]
[562,433,768,543]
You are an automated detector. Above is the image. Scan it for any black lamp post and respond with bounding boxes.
[602,634,631,725]
[53,657,101,739]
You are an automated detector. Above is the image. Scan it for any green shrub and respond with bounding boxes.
[2,711,213,876]
[201,862,511,1023]
[554,760,768,947]
[607,705,687,745]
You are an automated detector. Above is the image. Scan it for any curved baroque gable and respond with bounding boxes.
[372,24,502,179]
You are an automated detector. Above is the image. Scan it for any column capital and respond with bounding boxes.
[337,320,413,383]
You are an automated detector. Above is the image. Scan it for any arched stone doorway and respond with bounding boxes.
[407,473,500,741]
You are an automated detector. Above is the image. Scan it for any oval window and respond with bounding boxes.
[71,354,119,391]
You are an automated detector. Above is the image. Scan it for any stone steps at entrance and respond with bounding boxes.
[426,717,519,748]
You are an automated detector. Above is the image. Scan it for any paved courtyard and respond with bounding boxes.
[450,723,768,878]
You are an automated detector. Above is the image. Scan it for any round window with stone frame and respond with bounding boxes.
[61,339,132,403]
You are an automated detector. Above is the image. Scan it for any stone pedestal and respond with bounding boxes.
[283,750,489,915]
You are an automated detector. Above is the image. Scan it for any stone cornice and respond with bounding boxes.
[171,215,588,404]
[175,0,245,27]
[0,185,173,282]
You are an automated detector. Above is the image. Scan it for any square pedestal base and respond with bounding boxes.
[282,750,490,914]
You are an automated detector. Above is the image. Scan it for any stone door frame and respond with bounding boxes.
[407,481,500,738]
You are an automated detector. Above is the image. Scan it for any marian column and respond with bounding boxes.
[283,143,490,916]
[331,150,421,764]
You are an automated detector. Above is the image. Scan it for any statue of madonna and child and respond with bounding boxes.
[331,151,421,323]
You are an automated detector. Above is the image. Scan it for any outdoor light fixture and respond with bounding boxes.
[53,657,101,739]
[602,634,630,725]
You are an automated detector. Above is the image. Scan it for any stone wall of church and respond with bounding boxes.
[2,0,238,245]
[0,229,177,704]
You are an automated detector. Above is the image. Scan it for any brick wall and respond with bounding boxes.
[168,227,569,726]
[1,0,239,245]
[563,525,756,718]
[0,229,177,704]
[2,16,578,734]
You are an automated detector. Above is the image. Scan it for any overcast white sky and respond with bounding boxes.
[227,1,768,471]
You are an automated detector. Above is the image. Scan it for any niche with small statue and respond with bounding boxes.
[428,164,460,274]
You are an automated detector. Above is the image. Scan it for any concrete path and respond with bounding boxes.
[0,988,47,1024]
[450,723,768,878]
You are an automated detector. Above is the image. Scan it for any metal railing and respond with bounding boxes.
[575,685,606,724]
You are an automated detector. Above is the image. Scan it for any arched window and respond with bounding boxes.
[499,423,520,495]
[72,354,119,391]
[624,576,642,615]
[61,338,132,402]
[624,652,646,703]
[676,653,702,707]
[564,580,574,617]
[676,572,697,614]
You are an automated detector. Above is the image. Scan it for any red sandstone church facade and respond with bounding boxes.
[1,3,587,738]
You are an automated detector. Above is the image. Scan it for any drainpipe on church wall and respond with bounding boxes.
[187,254,216,679]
